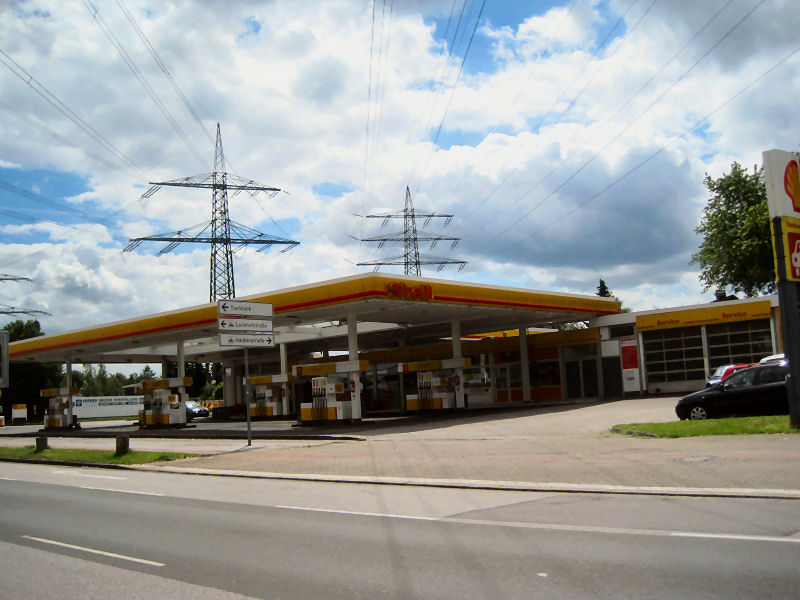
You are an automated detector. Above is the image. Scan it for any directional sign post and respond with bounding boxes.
[218,300,275,445]
[219,333,274,347]
[218,318,273,333]
[217,299,273,318]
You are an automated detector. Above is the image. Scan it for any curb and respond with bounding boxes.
[3,456,800,500]
[129,463,800,500]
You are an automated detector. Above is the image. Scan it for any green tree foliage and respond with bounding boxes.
[2,320,62,422]
[596,279,612,297]
[79,364,156,396]
[691,162,775,296]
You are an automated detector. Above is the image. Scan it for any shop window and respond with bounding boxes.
[509,364,522,388]
[643,326,704,384]
[609,324,635,338]
[706,319,772,370]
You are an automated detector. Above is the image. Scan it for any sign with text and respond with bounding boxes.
[763,149,800,219]
[218,317,273,332]
[217,299,273,318]
[219,333,275,348]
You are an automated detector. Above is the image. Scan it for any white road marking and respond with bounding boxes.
[52,470,126,480]
[273,504,800,545]
[0,477,18,481]
[78,485,164,496]
[21,535,165,567]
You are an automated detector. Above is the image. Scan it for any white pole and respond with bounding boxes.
[348,315,361,421]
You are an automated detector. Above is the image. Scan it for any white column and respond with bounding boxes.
[177,340,185,397]
[520,327,531,403]
[451,320,465,409]
[280,343,290,415]
[348,314,362,420]
[65,361,73,426]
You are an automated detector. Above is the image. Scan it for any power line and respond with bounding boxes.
[0,48,147,179]
[411,0,487,195]
[115,0,214,145]
[81,0,207,168]
[460,0,642,216]
[470,0,768,251]
[489,41,800,256]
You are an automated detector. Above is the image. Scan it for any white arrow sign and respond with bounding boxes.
[219,333,275,348]
[217,300,273,318]
[218,318,273,332]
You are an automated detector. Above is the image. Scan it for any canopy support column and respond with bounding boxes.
[452,320,465,409]
[520,326,531,403]
[348,315,362,421]
[280,343,290,415]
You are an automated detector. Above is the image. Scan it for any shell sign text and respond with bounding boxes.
[387,282,433,301]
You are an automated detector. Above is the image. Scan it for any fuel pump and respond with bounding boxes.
[41,386,79,429]
[138,377,191,427]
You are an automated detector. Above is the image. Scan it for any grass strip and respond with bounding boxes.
[0,446,196,465]
[612,415,798,438]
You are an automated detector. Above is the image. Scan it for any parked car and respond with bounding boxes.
[706,363,754,387]
[186,400,209,421]
[676,363,788,420]
[759,353,785,364]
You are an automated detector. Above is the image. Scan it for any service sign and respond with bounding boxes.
[763,149,800,220]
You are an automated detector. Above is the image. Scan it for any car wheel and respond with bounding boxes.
[688,404,709,420]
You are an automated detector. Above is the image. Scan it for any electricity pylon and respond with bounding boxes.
[0,274,51,316]
[124,124,299,301]
[357,186,466,276]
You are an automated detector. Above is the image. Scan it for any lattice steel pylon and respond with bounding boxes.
[124,124,299,301]
[357,186,466,276]
[0,274,51,316]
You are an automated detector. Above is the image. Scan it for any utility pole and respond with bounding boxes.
[124,124,299,301]
[357,186,466,275]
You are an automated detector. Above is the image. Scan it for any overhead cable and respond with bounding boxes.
[81,0,207,168]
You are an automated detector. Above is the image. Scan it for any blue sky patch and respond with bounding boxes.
[313,182,355,198]
[239,16,262,39]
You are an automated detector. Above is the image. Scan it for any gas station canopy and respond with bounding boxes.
[9,274,620,365]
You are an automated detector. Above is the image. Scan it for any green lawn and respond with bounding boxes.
[612,415,798,438]
[0,446,196,465]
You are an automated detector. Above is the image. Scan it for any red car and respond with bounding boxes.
[706,363,755,387]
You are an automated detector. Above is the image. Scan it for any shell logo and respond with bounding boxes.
[784,159,800,213]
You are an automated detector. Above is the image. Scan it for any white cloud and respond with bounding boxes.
[0,0,797,333]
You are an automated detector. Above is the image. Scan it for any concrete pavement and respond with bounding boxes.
[2,396,799,494]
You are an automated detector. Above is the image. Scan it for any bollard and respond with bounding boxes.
[35,435,48,453]
[115,435,130,457]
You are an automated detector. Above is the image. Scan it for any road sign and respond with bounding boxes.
[217,299,273,318]
[219,333,275,348]
[218,317,273,332]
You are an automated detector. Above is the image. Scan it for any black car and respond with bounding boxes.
[676,363,789,420]
[186,400,210,421]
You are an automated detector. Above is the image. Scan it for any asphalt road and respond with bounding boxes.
[1,463,799,599]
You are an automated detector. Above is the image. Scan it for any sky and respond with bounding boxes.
[1,0,799,343]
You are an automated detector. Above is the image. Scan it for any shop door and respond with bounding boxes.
[602,357,622,398]
[581,359,598,397]
[565,361,581,399]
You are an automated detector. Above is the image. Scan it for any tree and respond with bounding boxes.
[595,278,630,312]
[2,320,62,422]
[691,162,775,296]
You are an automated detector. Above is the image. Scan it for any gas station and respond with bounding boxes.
[7,273,622,426]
